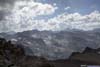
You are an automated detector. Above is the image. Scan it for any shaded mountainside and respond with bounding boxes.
[0,38,54,67]
[0,38,100,67]
[0,29,100,60]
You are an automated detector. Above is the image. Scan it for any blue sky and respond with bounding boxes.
[34,0,100,20]
[39,0,100,14]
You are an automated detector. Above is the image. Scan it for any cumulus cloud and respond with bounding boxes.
[0,0,57,32]
[13,0,57,16]
[0,0,100,32]
[1,10,100,32]
[47,11,100,31]
[26,11,100,31]
[33,11,100,31]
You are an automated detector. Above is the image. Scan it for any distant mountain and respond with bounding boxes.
[0,29,100,60]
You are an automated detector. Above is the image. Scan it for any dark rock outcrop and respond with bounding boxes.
[0,38,54,67]
[0,38,100,67]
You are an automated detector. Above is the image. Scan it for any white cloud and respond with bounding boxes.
[46,11,100,31]
[0,0,57,32]
[24,11,100,31]
[64,6,70,10]
[0,0,100,33]
[13,0,57,16]
[53,3,57,6]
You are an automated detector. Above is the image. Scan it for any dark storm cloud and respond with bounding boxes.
[0,0,17,20]
[0,0,15,6]
[0,0,34,7]
[0,10,5,20]
[0,0,19,9]
[0,10,8,20]
[0,10,11,20]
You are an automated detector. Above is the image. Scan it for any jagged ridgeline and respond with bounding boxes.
[0,38,100,67]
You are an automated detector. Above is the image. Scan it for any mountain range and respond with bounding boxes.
[0,29,100,60]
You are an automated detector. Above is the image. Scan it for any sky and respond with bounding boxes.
[0,0,100,32]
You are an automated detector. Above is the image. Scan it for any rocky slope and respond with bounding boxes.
[0,38,54,67]
[0,38,100,67]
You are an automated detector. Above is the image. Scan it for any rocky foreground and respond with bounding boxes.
[0,38,100,67]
